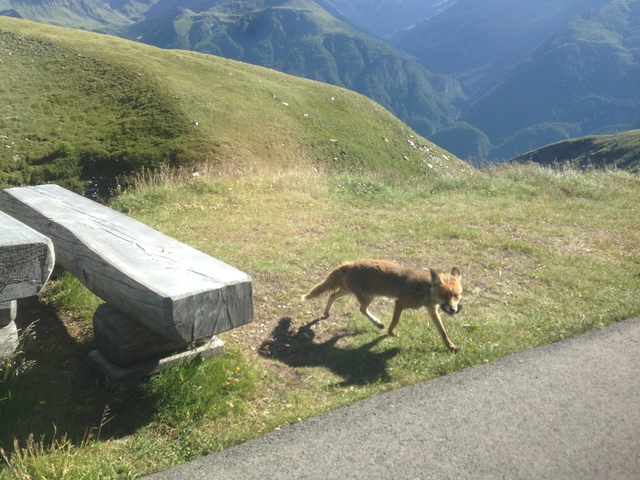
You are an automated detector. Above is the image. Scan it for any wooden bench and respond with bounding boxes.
[0,210,55,360]
[0,185,253,380]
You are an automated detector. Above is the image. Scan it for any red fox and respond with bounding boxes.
[303,259,463,351]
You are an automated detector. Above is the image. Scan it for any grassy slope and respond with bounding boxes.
[0,17,466,196]
[1,16,640,480]
[512,129,640,172]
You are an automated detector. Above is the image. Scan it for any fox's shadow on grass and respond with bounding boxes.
[259,317,399,386]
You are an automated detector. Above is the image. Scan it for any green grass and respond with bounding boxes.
[0,17,465,198]
[2,162,638,479]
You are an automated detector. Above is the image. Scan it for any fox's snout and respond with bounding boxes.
[441,302,463,315]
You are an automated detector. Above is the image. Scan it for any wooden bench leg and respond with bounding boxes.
[0,320,19,360]
[0,300,17,327]
[93,303,188,367]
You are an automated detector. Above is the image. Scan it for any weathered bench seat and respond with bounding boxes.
[0,210,55,360]
[0,210,55,302]
[0,185,253,346]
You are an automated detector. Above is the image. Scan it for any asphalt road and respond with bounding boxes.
[146,317,640,479]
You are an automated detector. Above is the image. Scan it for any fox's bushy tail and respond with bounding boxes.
[302,265,346,301]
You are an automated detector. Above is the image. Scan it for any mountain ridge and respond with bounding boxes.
[317,0,460,39]
[0,0,136,31]
[511,130,640,172]
[120,0,465,138]
[462,1,640,160]
[390,0,611,99]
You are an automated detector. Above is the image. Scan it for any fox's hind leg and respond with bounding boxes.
[323,287,350,318]
[357,297,385,330]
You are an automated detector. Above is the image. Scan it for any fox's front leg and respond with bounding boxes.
[427,306,459,352]
[387,301,404,336]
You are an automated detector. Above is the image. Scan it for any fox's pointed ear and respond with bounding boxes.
[451,266,461,278]
[430,268,443,285]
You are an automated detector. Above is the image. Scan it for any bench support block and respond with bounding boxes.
[93,303,188,366]
[89,336,225,384]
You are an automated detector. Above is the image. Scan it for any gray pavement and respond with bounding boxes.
[147,317,640,479]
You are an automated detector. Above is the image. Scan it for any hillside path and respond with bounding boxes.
[146,317,640,479]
